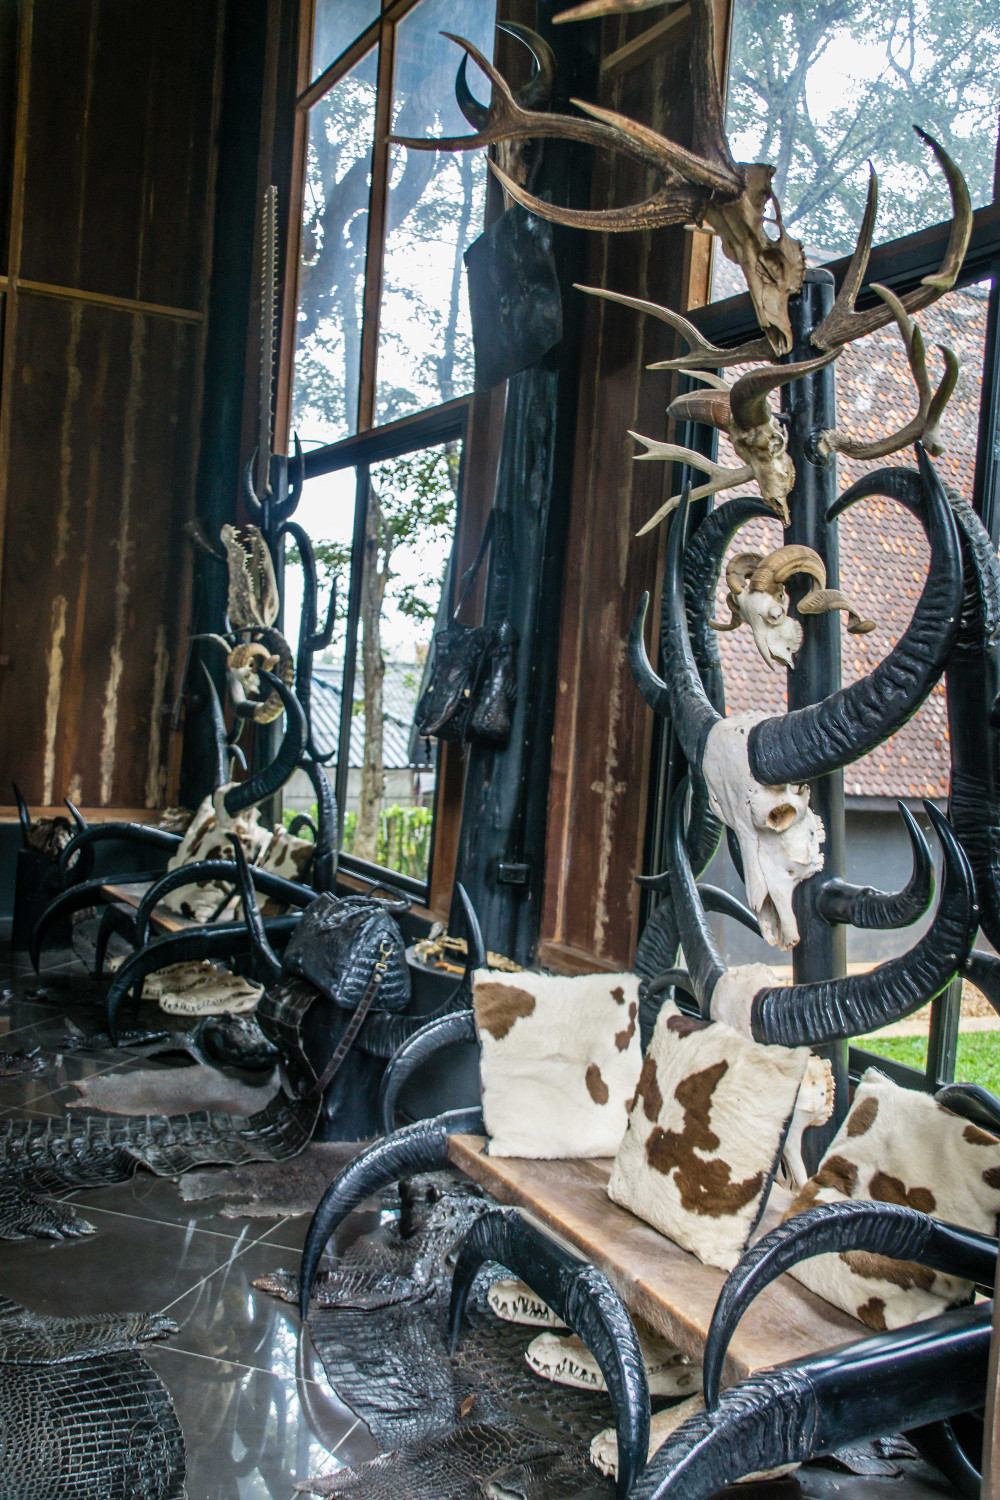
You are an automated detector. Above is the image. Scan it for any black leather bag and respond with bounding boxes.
[283,894,411,1013]
[414,512,517,748]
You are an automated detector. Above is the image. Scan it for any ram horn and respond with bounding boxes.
[377,1010,479,1135]
[750,544,826,595]
[630,1302,991,1500]
[747,448,962,787]
[703,1200,997,1409]
[629,488,723,770]
[751,802,977,1046]
[816,802,933,928]
[133,860,313,947]
[222,672,306,816]
[298,1107,486,1317]
[104,915,301,1044]
[449,1207,650,1500]
[228,835,283,988]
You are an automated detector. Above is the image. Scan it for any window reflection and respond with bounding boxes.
[310,0,379,83]
[375,0,495,424]
[292,48,378,446]
[712,0,999,300]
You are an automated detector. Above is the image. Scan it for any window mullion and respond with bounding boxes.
[356,15,397,432]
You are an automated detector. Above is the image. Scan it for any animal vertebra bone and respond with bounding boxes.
[711,544,875,670]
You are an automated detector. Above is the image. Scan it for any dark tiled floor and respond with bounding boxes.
[0,943,968,1498]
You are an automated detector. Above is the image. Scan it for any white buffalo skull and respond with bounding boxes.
[702,711,825,949]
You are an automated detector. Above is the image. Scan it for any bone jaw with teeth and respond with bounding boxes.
[526,1325,700,1396]
[711,544,875,671]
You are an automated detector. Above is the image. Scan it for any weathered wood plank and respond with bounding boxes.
[102,880,194,935]
[448,1134,864,1386]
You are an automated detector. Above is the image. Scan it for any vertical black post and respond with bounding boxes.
[783,269,848,1165]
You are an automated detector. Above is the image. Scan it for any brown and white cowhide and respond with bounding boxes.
[486,1278,566,1329]
[590,1395,798,1482]
[161,796,272,922]
[784,1067,1000,1331]
[254,826,315,917]
[472,969,642,1159]
[526,1324,700,1396]
[607,1000,808,1271]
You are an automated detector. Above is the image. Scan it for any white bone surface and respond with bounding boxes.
[710,963,783,1036]
[486,1278,566,1329]
[703,712,824,949]
[590,1396,799,1481]
[526,1328,700,1396]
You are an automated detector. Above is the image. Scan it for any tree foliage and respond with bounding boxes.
[727,0,999,260]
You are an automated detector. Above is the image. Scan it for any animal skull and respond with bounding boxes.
[702,712,825,949]
[712,545,875,670]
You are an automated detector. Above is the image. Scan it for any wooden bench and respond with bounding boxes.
[100,879,198,936]
[447,1134,864,1384]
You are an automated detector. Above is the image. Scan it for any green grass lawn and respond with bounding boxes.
[858,1030,1000,1093]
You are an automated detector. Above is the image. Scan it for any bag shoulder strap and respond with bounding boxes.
[309,938,393,1098]
[452,509,496,621]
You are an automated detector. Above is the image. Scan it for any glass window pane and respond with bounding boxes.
[346,443,460,882]
[375,0,496,425]
[292,48,378,447]
[311,0,380,83]
[712,1,999,300]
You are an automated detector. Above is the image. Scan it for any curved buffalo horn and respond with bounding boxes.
[104,915,301,1044]
[298,759,338,892]
[298,1107,486,1318]
[57,822,182,882]
[11,782,32,847]
[222,672,306,816]
[629,488,722,770]
[134,860,313,947]
[909,1419,982,1500]
[630,1302,992,1500]
[747,447,962,787]
[63,797,88,833]
[377,1010,479,1135]
[702,1200,998,1410]
[456,23,555,129]
[94,901,137,979]
[636,872,761,937]
[726,825,745,884]
[229,835,283,987]
[287,812,317,840]
[666,781,727,1015]
[456,880,487,970]
[751,803,977,1046]
[936,1081,1000,1137]
[816,801,933,928]
[30,873,167,971]
[450,1207,650,1500]
[728,351,837,431]
[961,950,1000,1019]
[201,662,230,792]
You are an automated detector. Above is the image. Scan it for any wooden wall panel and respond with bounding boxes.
[0,295,200,806]
[540,17,714,969]
[0,3,17,273]
[19,0,220,309]
[0,0,225,812]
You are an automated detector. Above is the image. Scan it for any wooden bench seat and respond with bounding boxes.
[448,1134,864,1386]
[100,880,199,936]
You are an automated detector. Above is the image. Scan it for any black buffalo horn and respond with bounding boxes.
[104,915,301,1044]
[63,797,88,832]
[133,860,313,946]
[298,1107,486,1318]
[57,822,182,883]
[30,873,166,971]
[630,1302,991,1500]
[751,803,977,1046]
[377,1010,478,1135]
[449,1207,650,1500]
[816,801,933,927]
[629,486,722,769]
[456,23,555,130]
[961,949,1000,1018]
[748,447,962,786]
[636,871,762,937]
[222,672,306,816]
[12,783,31,847]
[229,835,284,988]
[666,779,727,1016]
[702,1200,998,1410]
[298,758,338,891]
[201,662,230,791]
[935,1080,1000,1136]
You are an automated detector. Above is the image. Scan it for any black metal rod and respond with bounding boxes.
[783,269,848,1161]
[334,464,370,834]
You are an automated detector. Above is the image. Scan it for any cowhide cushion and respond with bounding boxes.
[784,1067,1000,1331]
[472,969,642,1159]
[160,798,312,922]
[607,1001,809,1271]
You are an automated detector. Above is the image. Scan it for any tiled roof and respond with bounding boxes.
[310,661,431,769]
[704,283,989,801]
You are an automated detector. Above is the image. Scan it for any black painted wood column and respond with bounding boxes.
[783,269,849,1164]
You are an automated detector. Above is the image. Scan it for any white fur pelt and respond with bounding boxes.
[784,1067,1000,1331]
[607,1001,808,1271]
[472,969,642,1159]
[161,797,313,922]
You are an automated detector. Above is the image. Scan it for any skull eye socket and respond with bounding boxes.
[767,803,797,831]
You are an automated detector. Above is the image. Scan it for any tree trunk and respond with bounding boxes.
[355,483,387,862]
